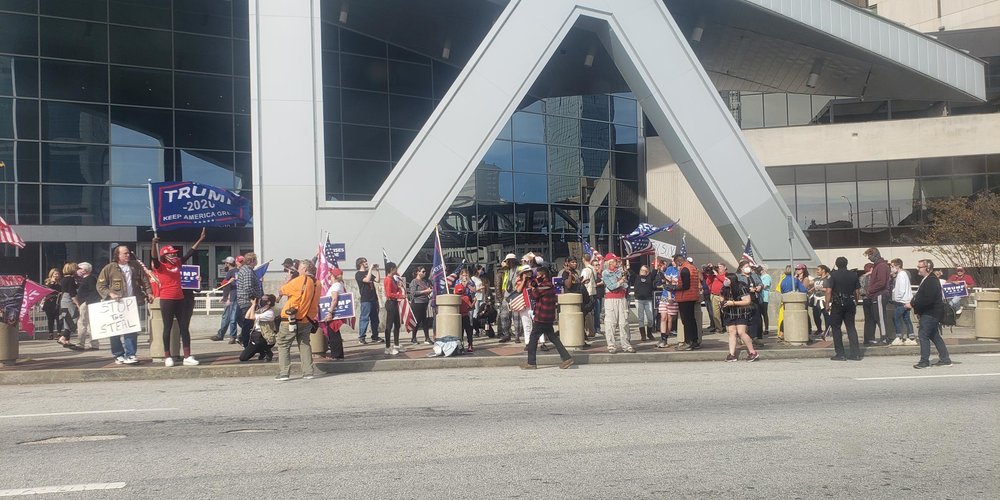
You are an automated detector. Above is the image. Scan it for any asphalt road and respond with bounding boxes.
[1,354,998,499]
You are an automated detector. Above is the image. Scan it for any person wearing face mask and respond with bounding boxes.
[320,269,347,360]
[602,253,633,353]
[736,260,764,348]
[240,294,277,362]
[408,266,433,344]
[905,259,952,369]
[150,228,205,367]
[811,265,831,339]
[889,258,916,346]
[721,271,760,362]
[863,247,894,346]
[630,265,656,341]
[497,255,522,343]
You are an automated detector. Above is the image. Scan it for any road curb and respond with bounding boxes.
[2,342,999,385]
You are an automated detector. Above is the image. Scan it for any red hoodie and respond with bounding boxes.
[868,258,891,297]
[383,275,405,300]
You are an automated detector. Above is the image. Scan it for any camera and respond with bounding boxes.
[286,307,298,332]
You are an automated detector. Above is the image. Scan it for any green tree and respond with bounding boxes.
[915,192,1000,288]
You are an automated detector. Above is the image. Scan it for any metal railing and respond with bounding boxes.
[194,290,226,315]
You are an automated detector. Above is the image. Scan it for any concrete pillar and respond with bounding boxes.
[0,321,18,367]
[310,322,327,357]
[781,292,809,345]
[148,299,180,362]
[975,291,1000,342]
[558,293,585,349]
[435,294,462,342]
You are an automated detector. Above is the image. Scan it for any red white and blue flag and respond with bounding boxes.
[0,216,25,249]
[446,260,466,288]
[622,221,678,241]
[742,237,756,267]
[317,236,354,328]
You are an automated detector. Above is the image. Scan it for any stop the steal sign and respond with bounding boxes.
[88,297,142,340]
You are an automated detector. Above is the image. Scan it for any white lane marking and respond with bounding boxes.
[0,483,126,496]
[975,353,1000,357]
[855,373,1000,381]
[0,408,177,420]
[20,435,126,445]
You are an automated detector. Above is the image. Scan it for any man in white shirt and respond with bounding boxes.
[890,258,916,346]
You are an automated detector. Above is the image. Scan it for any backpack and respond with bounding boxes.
[940,303,957,327]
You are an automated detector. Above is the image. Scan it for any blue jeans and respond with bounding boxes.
[636,299,653,328]
[216,302,238,339]
[592,297,603,333]
[109,333,138,359]
[358,300,380,340]
[917,314,950,364]
[892,302,914,339]
[949,296,963,311]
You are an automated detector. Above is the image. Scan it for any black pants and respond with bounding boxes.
[526,322,571,366]
[238,331,274,362]
[323,323,344,359]
[830,302,860,358]
[678,301,698,345]
[862,299,876,343]
[411,301,431,341]
[160,298,192,354]
[747,303,760,339]
[238,305,254,346]
[45,310,61,336]
[873,293,893,344]
[59,307,78,336]
[757,302,769,338]
[461,315,473,348]
[384,300,400,348]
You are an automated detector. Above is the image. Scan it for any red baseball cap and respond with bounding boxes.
[159,245,179,257]
[604,253,619,261]
[331,268,343,277]
[236,255,245,263]
[454,284,466,295]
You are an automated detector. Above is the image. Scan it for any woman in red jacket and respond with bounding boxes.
[382,262,405,355]
[151,228,205,367]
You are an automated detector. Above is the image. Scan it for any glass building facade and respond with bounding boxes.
[0,0,251,279]
[320,10,644,271]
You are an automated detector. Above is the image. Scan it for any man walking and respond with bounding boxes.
[520,266,574,370]
[906,259,952,369]
[825,257,861,361]
[672,254,701,350]
[890,258,916,346]
[354,257,381,344]
[212,256,239,342]
[276,259,320,381]
[96,244,153,365]
[601,253,632,353]
[863,247,894,346]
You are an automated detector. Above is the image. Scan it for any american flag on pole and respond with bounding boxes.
[742,237,756,267]
[396,275,418,333]
[621,221,678,242]
[580,236,594,259]
[622,236,656,260]
[0,216,25,249]
[446,259,466,287]
[317,237,336,295]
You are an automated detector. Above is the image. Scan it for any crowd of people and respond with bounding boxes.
[39,235,972,376]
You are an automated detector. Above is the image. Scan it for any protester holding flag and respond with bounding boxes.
[513,264,536,345]
[354,257,381,344]
[97,244,153,365]
[602,253,633,354]
[151,228,205,367]
[408,267,433,344]
[520,266,575,371]
[320,268,347,361]
[496,254,521,343]
[382,262,405,355]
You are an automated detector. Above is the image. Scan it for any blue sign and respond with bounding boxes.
[180,265,200,290]
[942,283,968,299]
[319,293,356,320]
[149,181,252,230]
[553,277,564,295]
[330,243,346,262]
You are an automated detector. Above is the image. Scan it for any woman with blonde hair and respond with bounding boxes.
[57,262,81,349]
[42,268,61,340]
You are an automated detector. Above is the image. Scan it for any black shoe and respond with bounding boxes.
[498,336,510,343]
[752,339,764,348]
[830,355,847,361]
[371,337,381,343]
[913,362,931,369]
[847,356,862,361]
[865,340,880,346]
[359,338,368,345]
[690,343,702,350]
[210,336,224,341]
[582,342,592,348]
[933,359,953,367]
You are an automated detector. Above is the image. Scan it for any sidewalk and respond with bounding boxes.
[3,322,997,385]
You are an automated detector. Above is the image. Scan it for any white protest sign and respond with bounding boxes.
[649,238,677,259]
[88,297,142,340]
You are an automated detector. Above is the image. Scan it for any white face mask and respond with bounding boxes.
[742,266,751,274]
[723,279,731,287]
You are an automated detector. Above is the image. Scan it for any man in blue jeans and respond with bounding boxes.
[890,258,916,346]
[355,257,381,344]
[906,259,952,369]
[212,256,240,342]
[96,244,153,365]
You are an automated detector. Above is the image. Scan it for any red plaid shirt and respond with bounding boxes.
[530,278,557,324]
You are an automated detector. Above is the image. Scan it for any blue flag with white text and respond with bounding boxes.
[149,181,251,231]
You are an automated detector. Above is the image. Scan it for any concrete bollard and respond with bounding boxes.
[975,291,1000,342]
[310,321,327,357]
[0,320,19,367]
[435,294,462,342]
[781,292,810,345]
[558,293,585,349]
[148,298,180,362]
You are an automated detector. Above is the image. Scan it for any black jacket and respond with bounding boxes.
[910,276,944,320]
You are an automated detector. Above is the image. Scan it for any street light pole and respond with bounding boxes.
[841,195,854,226]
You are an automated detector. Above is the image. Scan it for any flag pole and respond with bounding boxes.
[436,225,450,294]
[147,179,158,239]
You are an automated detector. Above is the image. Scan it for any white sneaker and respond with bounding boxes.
[384,348,392,355]
[904,338,918,346]
[891,338,904,346]
[123,356,139,365]
[956,306,963,315]
[114,356,126,365]
[395,345,405,353]
[183,356,199,366]
[391,347,399,355]
[164,357,174,367]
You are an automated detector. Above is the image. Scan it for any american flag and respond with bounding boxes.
[0,216,25,249]
[580,236,594,259]
[622,221,678,242]
[742,237,756,267]
[317,237,338,295]
[623,236,656,260]
[446,260,466,287]
[395,274,418,333]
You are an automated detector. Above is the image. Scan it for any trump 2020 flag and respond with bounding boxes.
[431,227,448,306]
[149,181,251,231]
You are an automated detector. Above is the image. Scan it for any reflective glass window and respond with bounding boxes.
[796,184,826,230]
[321,22,338,51]
[235,152,250,190]
[763,94,788,127]
[110,106,172,147]
[388,60,432,98]
[496,118,511,140]
[110,146,168,185]
[4,183,40,224]
[857,180,889,228]
[175,149,234,187]
[343,159,390,195]
[828,229,859,247]
[856,161,887,181]
[920,157,951,176]
[515,204,549,233]
[548,175,579,204]
[611,96,636,126]
[551,204,582,233]
[340,54,387,92]
[40,18,107,62]
[174,33,232,74]
[234,114,250,152]
[232,0,249,40]
[389,128,416,162]
[387,44,429,65]
[545,116,580,147]
[582,177,611,206]
[389,94,431,130]
[234,78,250,114]
[889,178,920,226]
[478,170,512,203]
[340,29,386,58]
[614,207,642,234]
[110,66,172,108]
[0,97,38,140]
[325,158,343,196]
[0,56,38,97]
[340,89,387,126]
[432,60,459,99]
[613,152,638,180]
[40,0,106,21]
[175,72,233,112]
[581,148,610,178]
[0,0,36,14]
[175,110,233,150]
[512,112,544,143]
[740,93,763,129]
[826,163,855,182]
[811,95,833,115]
[544,96,580,118]
[826,182,855,228]
[42,185,109,225]
[110,186,151,225]
[777,184,795,215]
[920,178,951,202]
[988,154,1000,173]
[0,12,37,56]
[952,175,987,198]
[513,173,547,204]
[614,180,639,207]
[768,166,795,185]
[547,146,581,178]
[110,25,171,68]
[40,60,108,102]
[797,165,825,183]
[324,122,341,158]
[42,143,109,184]
[888,159,918,179]
[109,0,171,29]
[41,101,109,143]
[787,94,812,126]
[342,124,389,161]
[580,120,610,150]
[581,94,609,122]
[952,155,986,174]
[322,52,340,88]
[0,140,39,182]
[173,0,232,37]
[512,142,545,174]
[234,40,250,77]
[612,125,637,152]
[480,140,511,171]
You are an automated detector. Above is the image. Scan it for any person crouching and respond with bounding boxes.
[240,294,277,362]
